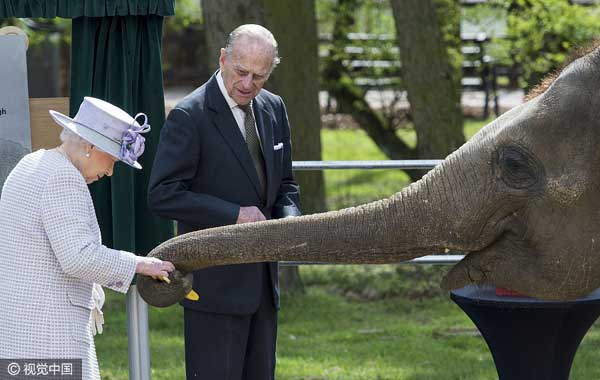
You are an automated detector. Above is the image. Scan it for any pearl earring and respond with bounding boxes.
[85,152,90,158]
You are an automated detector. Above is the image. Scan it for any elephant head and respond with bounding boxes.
[138,44,600,307]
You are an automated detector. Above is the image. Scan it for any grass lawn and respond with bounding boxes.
[96,117,600,378]
[98,274,600,379]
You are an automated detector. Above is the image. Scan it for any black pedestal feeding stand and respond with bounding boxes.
[451,286,600,380]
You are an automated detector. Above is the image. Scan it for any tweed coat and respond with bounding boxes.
[0,149,137,379]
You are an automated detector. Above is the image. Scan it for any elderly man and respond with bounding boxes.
[148,24,301,379]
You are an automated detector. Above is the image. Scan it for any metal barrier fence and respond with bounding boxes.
[128,160,464,380]
[292,160,442,170]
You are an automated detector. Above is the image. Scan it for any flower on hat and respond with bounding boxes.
[119,113,151,167]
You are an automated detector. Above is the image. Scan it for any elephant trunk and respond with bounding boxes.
[148,155,490,271]
[140,134,509,307]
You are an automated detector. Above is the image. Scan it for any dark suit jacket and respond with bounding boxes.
[148,73,301,315]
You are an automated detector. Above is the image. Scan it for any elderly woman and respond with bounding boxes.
[0,97,174,379]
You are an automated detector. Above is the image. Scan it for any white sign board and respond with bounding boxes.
[0,34,31,195]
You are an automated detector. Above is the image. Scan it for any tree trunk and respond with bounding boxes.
[264,0,326,215]
[264,0,327,294]
[322,0,417,167]
[390,0,465,165]
[201,0,327,294]
[322,0,464,180]
[201,0,263,72]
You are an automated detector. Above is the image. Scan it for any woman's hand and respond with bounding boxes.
[135,256,175,281]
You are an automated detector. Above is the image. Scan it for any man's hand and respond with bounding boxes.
[237,206,267,224]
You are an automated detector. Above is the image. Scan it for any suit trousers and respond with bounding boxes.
[184,264,278,380]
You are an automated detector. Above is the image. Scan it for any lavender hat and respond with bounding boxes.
[49,97,151,170]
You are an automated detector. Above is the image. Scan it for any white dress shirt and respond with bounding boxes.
[216,71,263,151]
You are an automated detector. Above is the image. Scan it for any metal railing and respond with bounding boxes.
[292,159,442,170]
[283,160,465,266]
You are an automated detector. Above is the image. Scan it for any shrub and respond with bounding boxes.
[501,0,600,90]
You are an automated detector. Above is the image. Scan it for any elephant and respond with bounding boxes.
[138,43,600,308]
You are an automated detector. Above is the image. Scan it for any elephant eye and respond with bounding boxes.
[495,144,544,190]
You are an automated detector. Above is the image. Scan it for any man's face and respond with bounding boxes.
[219,42,273,105]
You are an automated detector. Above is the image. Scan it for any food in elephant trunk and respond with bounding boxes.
[138,43,600,307]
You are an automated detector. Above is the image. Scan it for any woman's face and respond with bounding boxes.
[80,146,117,184]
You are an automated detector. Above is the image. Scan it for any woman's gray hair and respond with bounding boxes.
[59,128,89,147]
[224,24,281,71]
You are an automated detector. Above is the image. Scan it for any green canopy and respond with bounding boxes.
[70,15,174,254]
[2,0,175,255]
[0,0,174,18]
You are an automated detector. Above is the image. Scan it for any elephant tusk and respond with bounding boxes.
[185,290,199,301]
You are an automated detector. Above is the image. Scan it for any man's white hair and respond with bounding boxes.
[224,24,281,71]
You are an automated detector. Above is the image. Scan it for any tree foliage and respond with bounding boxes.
[503,0,600,90]
[464,0,600,91]
[0,18,70,46]
[164,0,203,32]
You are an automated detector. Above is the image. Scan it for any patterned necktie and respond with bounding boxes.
[239,103,266,198]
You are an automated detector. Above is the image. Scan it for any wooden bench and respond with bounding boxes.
[319,32,504,117]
